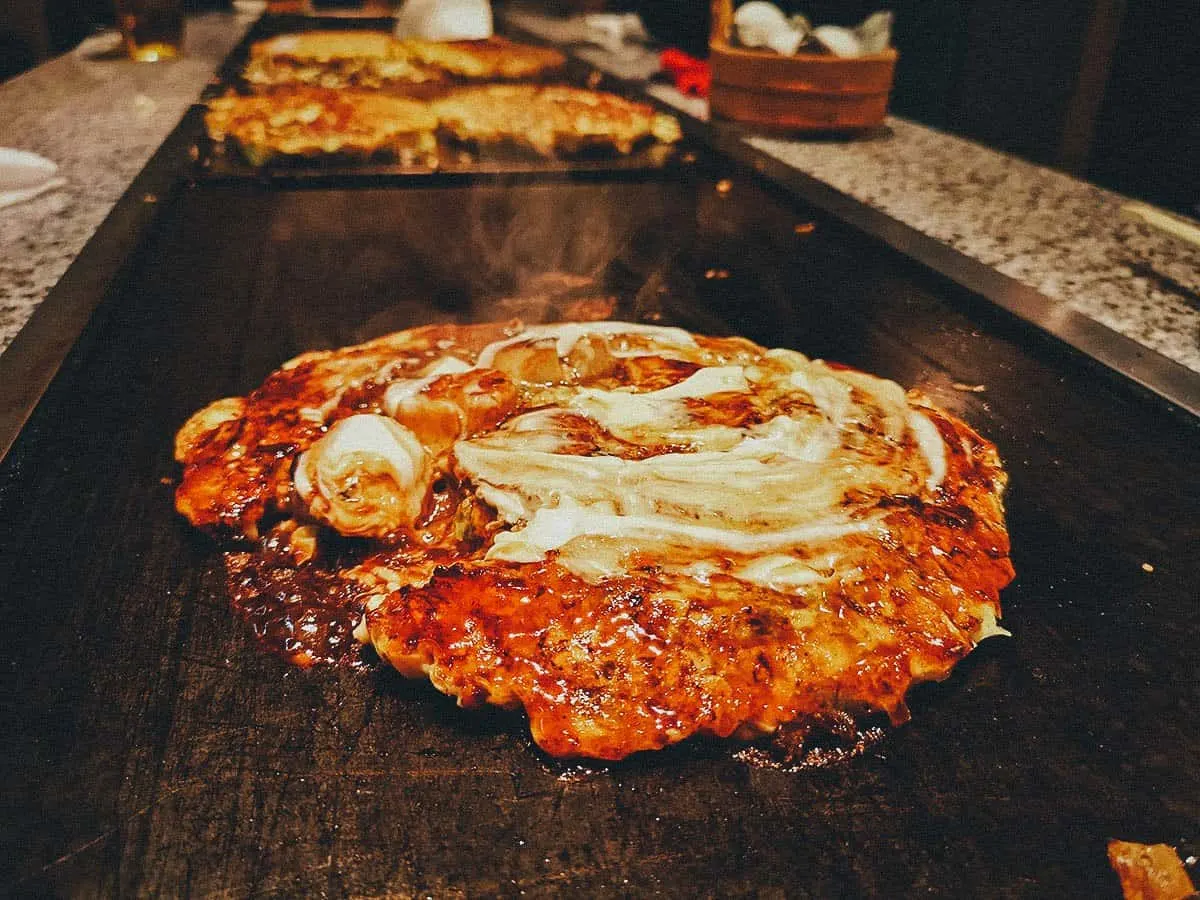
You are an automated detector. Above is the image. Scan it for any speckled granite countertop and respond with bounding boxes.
[2,9,1197,383]
[740,125,1200,372]
[0,12,252,354]
[510,9,1200,376]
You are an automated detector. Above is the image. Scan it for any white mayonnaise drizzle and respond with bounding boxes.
[382,355,472,416]
[285,321,951,590]
[443,323,948,586]
[474,321,698,368]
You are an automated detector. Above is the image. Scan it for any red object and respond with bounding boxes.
[659,48,711,98]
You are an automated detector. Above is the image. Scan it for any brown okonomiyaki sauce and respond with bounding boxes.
[223,538,894,771]
[225,469,480,668]
[225,533,372,669]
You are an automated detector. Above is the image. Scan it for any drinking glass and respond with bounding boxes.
[115,0,185,62]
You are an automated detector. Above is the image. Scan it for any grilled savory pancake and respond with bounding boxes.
[396,37,565,81]
[432,85,683,157]
[243,31,565,93]
[176,321,1014,760]
[244,31,436,91]
[205,87,438,165]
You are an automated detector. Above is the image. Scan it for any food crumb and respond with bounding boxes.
[716,178,732,195]
[794,222,816,235]
[1141,562,1155,573]
[1108,839,1195,900]
[952,382,987,393]
[704,268,730,280]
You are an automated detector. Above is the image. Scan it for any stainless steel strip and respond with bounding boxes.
[702,126,1200,418]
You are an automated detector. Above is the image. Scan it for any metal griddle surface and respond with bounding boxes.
[1,171,1197,897]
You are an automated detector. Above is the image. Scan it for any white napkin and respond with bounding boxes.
[0,148,65,210]
[395,0,493,41]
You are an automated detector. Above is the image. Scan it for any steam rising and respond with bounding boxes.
[259,181,700,352]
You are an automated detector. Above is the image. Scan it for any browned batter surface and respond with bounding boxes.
[432,84,683,157]
[243,31,565,93]
[205,86,438,164]
[176,321,1014,759]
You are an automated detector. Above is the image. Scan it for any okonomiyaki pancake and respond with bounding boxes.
[205,87,438,165]
[396,37,566,81]
[243,31,436,92]
[175,321,1014,760]
[243,31,565,94]
[431,85,684,157]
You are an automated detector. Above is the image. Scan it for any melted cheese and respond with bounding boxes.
[784,361,852,423]
[907,410,947,491]
[459,413,860,523]
[485,495,880,564]
[733,552,841,592]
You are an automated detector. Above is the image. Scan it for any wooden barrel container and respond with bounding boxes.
[708,0,897,131]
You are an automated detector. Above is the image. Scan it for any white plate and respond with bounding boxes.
[0,148,64,210]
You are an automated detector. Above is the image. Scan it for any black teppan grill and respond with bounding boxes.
[0,16,1196,898]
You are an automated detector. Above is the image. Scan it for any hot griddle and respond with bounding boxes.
[1,19,1198,899]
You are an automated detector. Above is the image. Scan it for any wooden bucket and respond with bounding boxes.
[708,0,897,131]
